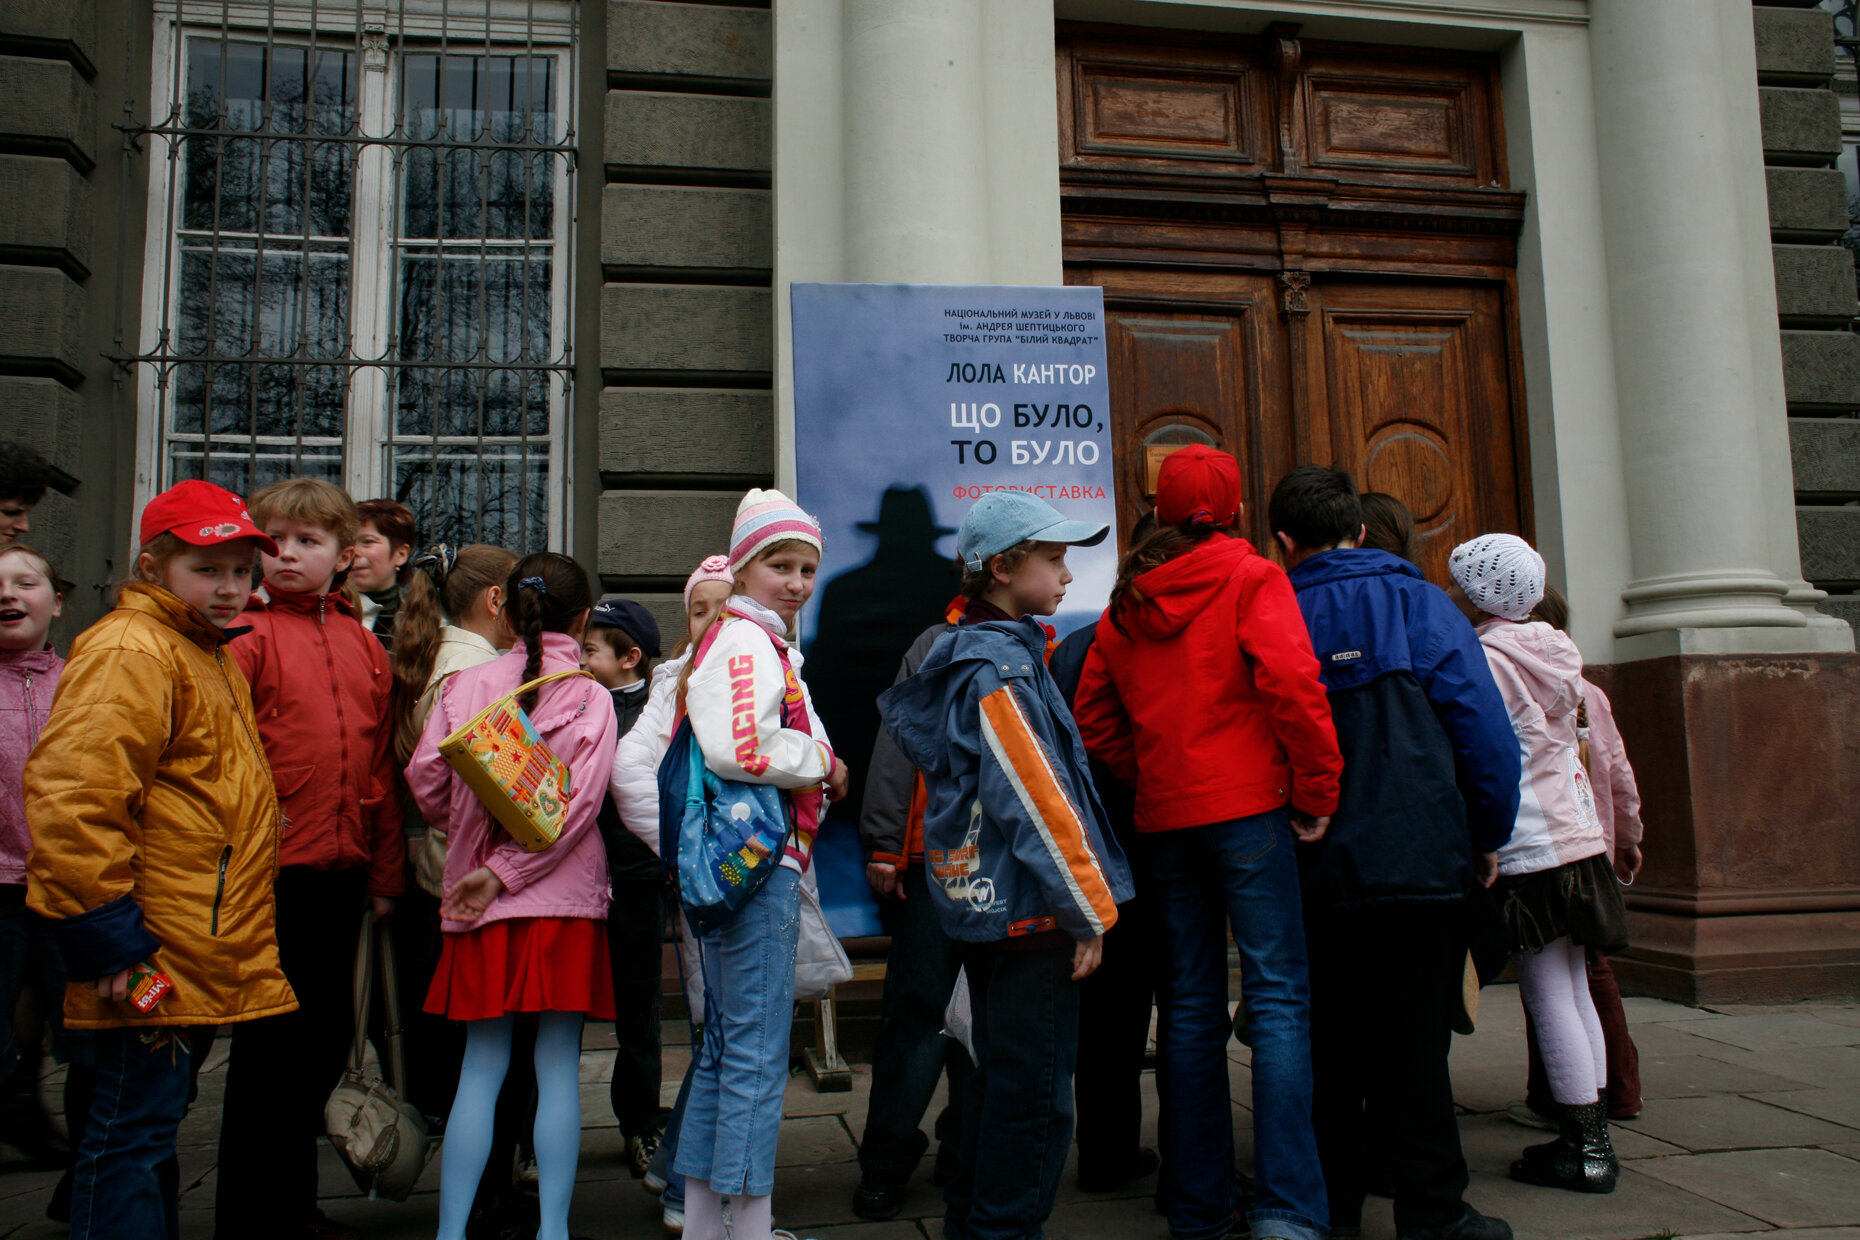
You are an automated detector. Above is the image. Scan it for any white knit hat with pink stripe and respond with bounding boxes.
[728,488,823,572]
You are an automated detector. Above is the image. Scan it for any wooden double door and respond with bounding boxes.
[1059,25,1532,585]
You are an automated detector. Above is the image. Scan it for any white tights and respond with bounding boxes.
[1514,936,1607,1106]
[683,1180,774,1240]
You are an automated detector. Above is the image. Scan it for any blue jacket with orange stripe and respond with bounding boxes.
[878,616,1133,944]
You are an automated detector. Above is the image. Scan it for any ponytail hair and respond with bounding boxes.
[1107,520,1228,636]
[504,552,594,713]
[391,542,517,762]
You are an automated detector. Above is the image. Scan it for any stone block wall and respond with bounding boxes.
[599,0,773,635]
[1755,2,1860,627]
[0,2,102,591]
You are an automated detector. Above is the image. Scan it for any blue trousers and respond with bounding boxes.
[943,939,1079,1240]
[1147,812,1328,1240]
[673,866,801,1197]
[71,1025,214,1240]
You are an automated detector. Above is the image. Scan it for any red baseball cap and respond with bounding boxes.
[139,479,279,557]
[1155,445,1242,529]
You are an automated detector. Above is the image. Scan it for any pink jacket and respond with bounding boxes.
[0,647,62,885]
[1582,679,1643,857]
[405,631,617,932]
[1476,619,1606,876]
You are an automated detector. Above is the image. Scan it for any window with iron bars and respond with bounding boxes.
[128,1,579,554]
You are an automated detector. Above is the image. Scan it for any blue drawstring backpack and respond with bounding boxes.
[657,716,793,934]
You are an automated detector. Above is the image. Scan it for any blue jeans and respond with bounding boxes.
[944,940,1079,1240]
[859,863,970,1184]
[672,865,801,1197]
[651,1057,694,1208]
[71,1025,215,1240]
[1147,812,1328,1240]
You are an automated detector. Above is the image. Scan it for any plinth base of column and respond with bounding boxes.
[1613,903,1860,1004]
[1588,649,1860,1005]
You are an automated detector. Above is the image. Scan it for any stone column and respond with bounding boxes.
[838,0,1061,285]
[1589,0,1828,653]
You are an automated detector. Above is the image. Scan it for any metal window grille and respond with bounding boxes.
[122,0,579,554]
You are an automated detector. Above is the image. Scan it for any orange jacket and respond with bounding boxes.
[231,587,406,896]
[26,584,296,1029]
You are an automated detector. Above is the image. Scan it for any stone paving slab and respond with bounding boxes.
[1698,1045,1860,1092]
[1637,1054,1817,1100]
[1627,1094,1860,1153]
[1679,1014,1860,1054]
[0,988,1854,1239]
[1632,1148,1860,1230]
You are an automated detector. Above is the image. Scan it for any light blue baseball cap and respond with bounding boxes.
[957,491,1110,572]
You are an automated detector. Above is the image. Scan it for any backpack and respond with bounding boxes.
[656,622,800,934]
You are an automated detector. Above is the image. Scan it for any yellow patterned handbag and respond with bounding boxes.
[436,669,595,852]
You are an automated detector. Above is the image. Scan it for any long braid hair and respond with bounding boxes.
[504,552,594,713]
[391,543,516,762]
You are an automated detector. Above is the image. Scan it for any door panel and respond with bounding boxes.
[1305,281,1523,584]
[1091,270,1280,542]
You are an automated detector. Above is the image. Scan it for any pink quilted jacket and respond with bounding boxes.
[0,647,62,885]
[1475,619,1607,877]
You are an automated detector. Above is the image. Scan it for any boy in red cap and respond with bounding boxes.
[1074,446,1341,1240]
[25,480,296,1240]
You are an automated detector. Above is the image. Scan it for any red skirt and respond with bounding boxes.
[425,917,616,1021]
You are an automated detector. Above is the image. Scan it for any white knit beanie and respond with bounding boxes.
[1449,533,1546,621]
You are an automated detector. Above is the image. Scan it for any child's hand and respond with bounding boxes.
[1475,852,1500,888]
[442,867,505,924]
[1290,813,1331,843]
[94,969,132,1004]
[825,761,851,803]
[1071,934,1104,980]
[370,896,396,922]
[866,861,901,899]
[1615,843,1643,884]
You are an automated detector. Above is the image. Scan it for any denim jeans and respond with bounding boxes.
[1147,812,1328,1240]
[651,1055,695,1208]
[858,863,971,1185]
[944,940,1079,1240]
[71,1025,215,1240]
[673,864,801,1197]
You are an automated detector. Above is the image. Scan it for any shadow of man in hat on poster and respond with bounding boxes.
[805,487,962,927]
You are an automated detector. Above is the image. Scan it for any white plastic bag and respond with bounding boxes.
[942,965,976,1065]
[793,874,853,1001]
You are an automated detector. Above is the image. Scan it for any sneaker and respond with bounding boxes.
[1399,1203,1514,1240]
[627,1129,663,1179]
[852,1176,905,1221]
[1506,1102,1557,1132]
[661,1201,684,1236]
[644,1168,669,1197]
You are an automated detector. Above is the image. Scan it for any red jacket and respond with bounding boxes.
[231,587,406,897]
[1074,537,1342,832]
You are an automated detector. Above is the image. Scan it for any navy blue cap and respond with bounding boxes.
[589,597,662,659]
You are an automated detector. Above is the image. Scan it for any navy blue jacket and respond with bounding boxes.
[1288,549,1520,907]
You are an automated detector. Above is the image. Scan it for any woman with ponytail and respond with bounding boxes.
[405,552,617,1240]
[1073,446,1343,1240]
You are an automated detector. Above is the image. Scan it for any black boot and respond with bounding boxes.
[1509,1101,1617,1193]
[1399,1203,1514,1240]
